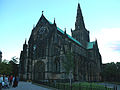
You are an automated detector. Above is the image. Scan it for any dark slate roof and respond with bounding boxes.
[47,19,83,47]
[48,18,96,50]
[40,14,97,49]
[57,25,82,47]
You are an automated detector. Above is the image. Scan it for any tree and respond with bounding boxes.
[2,59,9,64]
[62,50,74,86]
[101,62,117,82]
[116,62,120,81]
[0,60,12,75]
[10,56,19,64]
[0,57,19,75]
[9,56,19,75]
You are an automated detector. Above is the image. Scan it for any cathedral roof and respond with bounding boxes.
[48,20,83,47]
[58,27,82,46]
[38,13,83,47]
[87,41,95,49]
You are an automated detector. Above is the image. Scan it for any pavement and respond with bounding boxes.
[2,81,53,90]
[97,83,120,90]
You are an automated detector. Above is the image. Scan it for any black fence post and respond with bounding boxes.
[79,83,81,90]
[114,85,116,90]
[90,82,92,90]
[71,85,72,90]
[58,83,59,89]
[116,85,117,90]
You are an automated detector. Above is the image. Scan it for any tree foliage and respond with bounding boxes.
[63,50,74,74]
[0,60,12,75]
[8,56,19,75]
[62,50,74,86]
[101,62,120,82]
[0,56,19,75]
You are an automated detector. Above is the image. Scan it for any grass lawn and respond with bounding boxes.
[54,82,113,90]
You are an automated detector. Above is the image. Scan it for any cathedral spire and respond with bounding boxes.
[54,18,56,24]
[42,11,44,15]
[75,3,85,30]
[25,39,27,44]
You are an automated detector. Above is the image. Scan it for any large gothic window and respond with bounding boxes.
[54,57,60,73]
[34,61,45,80]
[39,44,46,58]
[33,45,36,59]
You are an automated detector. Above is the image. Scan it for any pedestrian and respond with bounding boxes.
[9,75,13,87]
[0,75,2,90]
[13,76,19,88]
[1,75,4,88]
[4,75,9,88]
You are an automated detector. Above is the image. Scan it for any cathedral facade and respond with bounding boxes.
[19,3,102,82]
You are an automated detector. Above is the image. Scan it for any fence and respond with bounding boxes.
[33,80,115,90]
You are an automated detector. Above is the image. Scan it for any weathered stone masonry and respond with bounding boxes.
[19,3,102,82]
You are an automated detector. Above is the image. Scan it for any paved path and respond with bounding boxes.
[2,81,52,90]
[97,83,120,90]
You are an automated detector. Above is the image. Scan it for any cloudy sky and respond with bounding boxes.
[0,0,120,63]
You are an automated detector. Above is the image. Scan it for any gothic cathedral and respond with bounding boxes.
[19,3,102,82]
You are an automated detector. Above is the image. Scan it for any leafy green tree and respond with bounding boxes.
[0,61,12,75]
[116,62,120,81]
[10,56,18,64]
[2,59,9,64]
[8,56,19,75]
[101,62,117,81]
[62,50,74,86]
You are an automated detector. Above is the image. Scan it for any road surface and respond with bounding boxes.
[2,81,53,90]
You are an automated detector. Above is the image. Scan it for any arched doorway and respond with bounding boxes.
[34,61,45,81]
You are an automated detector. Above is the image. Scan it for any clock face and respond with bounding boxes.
[39,26,47,34]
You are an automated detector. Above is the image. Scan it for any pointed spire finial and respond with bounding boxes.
[71,28,73,32]
[25,38,27,44]
[64,28,66,34]
[75,3,85,30]
[54,18,56,24]
[42,11,44,15]
[78,3,80,8]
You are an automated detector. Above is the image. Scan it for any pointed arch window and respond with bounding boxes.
[54,57,60,73]
[33,45,36,59]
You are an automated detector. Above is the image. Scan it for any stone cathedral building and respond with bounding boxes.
[19,3,102,82]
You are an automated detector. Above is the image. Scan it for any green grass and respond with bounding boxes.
[33,80,113,90]
[53,82,113,90]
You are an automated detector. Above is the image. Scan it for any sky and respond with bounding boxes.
[0,0,120,63]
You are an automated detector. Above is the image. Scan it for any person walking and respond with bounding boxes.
[13,76,19,88]
[0,75,2,90]
[4,75,9,88]
[9,75,13,87]
[1,75,4,88]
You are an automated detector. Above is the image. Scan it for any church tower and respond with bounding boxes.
[19,39,28,80]
[72,3,90,47]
